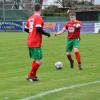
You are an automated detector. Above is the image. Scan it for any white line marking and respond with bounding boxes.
[20,80,100,100]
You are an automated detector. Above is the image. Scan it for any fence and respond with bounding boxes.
[0,20,100,33]
[0,1,68,21]
[0,1,34,20]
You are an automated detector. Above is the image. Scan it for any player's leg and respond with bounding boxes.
[29,59,42,81]
[73,39,82,70]
[66,39,74,68]
[66,52,74,69]
[27,48,43,81]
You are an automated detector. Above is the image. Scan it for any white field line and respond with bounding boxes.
[20,80,100,100]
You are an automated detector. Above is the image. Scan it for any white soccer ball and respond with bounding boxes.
[55,61,63,70]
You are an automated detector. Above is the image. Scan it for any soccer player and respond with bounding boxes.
[25,3,50,82]
[55,12,82,70]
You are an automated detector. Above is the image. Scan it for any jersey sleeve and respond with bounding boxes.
[25,20,29,29]
[35,16,43,28]
[63,23,68,30]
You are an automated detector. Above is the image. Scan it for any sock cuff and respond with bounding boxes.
[35,61,40,66]
[75,52,80,54]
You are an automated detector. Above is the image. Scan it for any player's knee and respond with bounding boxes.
[36,60,43,65]
[74,48,79,53]
[66,52,71,56]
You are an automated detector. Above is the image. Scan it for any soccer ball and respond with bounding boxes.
[55,61,63,70]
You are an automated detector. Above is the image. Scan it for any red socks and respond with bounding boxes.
[28,61,40,78]
[67,54,73,63]
[75,52,81,64]
[67,52,81,64]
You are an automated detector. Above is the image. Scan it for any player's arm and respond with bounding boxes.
[55,28,66,36]
[73,24,81,29]
[24,26,29,33]
[36,27,50,37]
[24,21,29,33]
[73,22,81,29]
[55,23,68,36]
[36,16,51,37]
[73,22,81,40]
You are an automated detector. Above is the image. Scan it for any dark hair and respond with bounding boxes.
[34,3,41,11]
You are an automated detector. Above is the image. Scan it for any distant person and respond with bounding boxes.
[55,12,83,70]
[25,3,50,82]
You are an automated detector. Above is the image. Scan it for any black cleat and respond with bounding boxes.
[27,77,33,82]
[78,63,83,70]
[33,77,39,81]
[70,60,74,69]
[27,77,39,82]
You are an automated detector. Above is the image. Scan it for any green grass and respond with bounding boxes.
[0,32,100,100]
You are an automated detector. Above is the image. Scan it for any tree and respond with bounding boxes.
[43,5,60,16]
[23,0,43,10]
[55,0,95,8]
[11,0,20,9]
[55,0,77,8]
[35,0,43,5]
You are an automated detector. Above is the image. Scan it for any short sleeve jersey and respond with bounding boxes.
[25,14,44,48]
[64,20,81,39]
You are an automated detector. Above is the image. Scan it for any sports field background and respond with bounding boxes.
[0,32,100,100]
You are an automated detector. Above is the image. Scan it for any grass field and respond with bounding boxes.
[0,32,100,100]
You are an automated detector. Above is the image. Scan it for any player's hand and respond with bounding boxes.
[50,33,57,36]
[54,33,57,36]
[47,33,51,37]
[73,24,76,27]
[73,24,81,28]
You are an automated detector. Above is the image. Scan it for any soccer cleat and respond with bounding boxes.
[70,60,74,69]
[27,77,39,82]
[78,63,83,70]
[27,77,33,82]
[32,77,39,81]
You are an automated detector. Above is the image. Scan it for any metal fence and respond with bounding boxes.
[0,0,67,21]
[0,0,40,20]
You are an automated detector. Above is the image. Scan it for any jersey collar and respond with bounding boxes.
[34,12,41,16]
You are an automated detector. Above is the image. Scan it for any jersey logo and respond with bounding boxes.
[68,27,75,33]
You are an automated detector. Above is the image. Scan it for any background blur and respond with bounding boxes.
[0,0,100,21]
[0,0,100,33]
